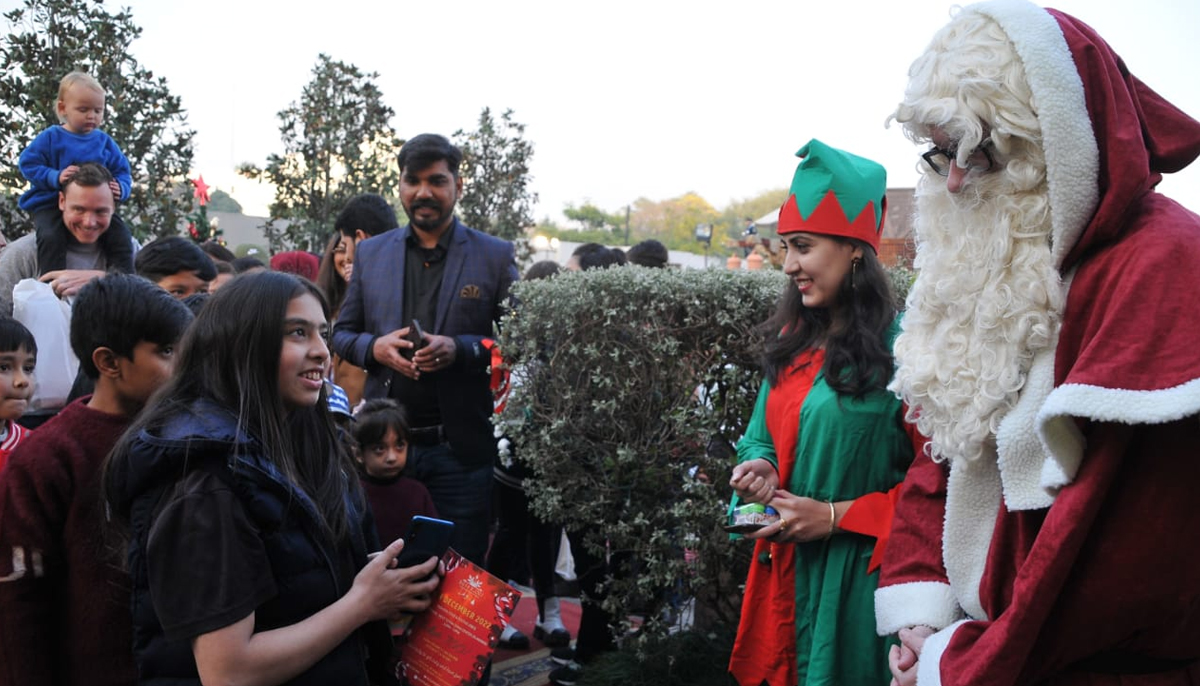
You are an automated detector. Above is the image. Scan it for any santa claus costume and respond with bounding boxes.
[876,1,1200,685]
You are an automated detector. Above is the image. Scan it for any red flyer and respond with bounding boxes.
[392,549,522,686]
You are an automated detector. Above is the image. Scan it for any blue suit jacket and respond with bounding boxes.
[332,219,518,465]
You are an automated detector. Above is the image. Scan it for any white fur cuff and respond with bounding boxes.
[875,581,965,635]
[917,619,972,686]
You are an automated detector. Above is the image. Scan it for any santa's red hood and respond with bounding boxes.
[972,0,1200,271]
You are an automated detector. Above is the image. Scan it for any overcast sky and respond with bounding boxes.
[6,0,1198,221]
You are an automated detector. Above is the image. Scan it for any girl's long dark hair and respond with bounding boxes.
[106,271,358,541]
[760,237,897,398]
[315,232,349,316]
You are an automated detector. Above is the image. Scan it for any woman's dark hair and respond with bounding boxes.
[106,271,357,540]
[0,316,36,356]
[353,398,411,451]
[760,237,896,398]
[315,232,348,315]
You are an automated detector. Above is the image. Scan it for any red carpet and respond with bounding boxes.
[491,594,581,686]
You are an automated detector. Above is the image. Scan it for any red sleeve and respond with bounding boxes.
[873,445,963,637]
[837,486,902,573]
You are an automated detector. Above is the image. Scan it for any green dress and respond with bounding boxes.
[729,320,912,686]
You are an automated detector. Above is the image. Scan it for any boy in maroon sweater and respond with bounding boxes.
[0,274,192,686]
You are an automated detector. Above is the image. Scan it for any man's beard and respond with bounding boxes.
[889,173,1064,464]
[407,200,452,234]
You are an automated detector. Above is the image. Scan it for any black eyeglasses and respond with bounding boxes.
[922,143,995,176]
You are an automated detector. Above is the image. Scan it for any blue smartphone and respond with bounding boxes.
[395,515,455,569]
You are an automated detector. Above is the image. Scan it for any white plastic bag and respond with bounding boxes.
[12,278,79,411]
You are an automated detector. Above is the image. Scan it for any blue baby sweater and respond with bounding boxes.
[18,126,132,211]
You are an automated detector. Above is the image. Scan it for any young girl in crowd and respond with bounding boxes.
[104,271,441,686]
[353,398,438,547]
[727,140,920,686]
[0,317,36,473]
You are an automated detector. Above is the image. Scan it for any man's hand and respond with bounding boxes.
[411,333,456,374]
[888,625,934,686]
[372,329,420,379]
[58,165,80,186]
[39,269,106,298]
[729,458,779,504]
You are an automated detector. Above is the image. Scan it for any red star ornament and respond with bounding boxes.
[192,175,211,206]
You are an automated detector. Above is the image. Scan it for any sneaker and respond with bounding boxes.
[548,662,582,686]
[497,625,530,650]
[549,646,575,665]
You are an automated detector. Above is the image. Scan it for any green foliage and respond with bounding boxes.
[0,0,195,240]
[207,188,242,213]
[497,267,787,642]
[239,54,402,252]
[718,187,788,241]
[629,193,721,251]
[564,201,624,235]
[453,107,537,248]
[583,628,739,686]
[537,224,623,247]
[887,264,915,306]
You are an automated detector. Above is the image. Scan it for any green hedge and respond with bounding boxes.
[496,266,785,639]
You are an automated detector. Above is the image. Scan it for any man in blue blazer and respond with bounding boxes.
[333,134,518,565]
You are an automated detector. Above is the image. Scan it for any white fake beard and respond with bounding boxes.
[889,174,1063,464]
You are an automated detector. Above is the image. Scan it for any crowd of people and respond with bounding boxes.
[1,1,1199,686]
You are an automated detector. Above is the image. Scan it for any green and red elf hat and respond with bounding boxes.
[776,139,887,253]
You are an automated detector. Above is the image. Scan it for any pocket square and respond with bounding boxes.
[459,284,482,299]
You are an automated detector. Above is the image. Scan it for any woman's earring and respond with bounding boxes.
[851,258,860,290]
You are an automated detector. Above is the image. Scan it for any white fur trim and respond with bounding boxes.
[995,271,1075,510]
[971,0,1099,269]
[995,341,1059,510]
[1035,376,1200,491]
[917,619,972,686]
[875,582,965,636]
[942,458,1000,621]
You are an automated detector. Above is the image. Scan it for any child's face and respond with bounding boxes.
[360,427,408,480]
[57,85,105,135]
[0,348,36,421]
[278,294,329,412]
[157,270,212,299]
[114,340,177,413]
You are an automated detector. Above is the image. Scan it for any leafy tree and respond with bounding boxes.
[0,0,195,240]
[563,201,623,234]
[206,188,242,213]
[629,192,721,251]
[719,187,788,240]
[453,107,537,244]
[239,54,402,252]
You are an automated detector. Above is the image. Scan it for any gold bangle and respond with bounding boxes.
[825,501,836,539]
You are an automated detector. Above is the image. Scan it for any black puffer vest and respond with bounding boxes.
[110,399,392,686]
